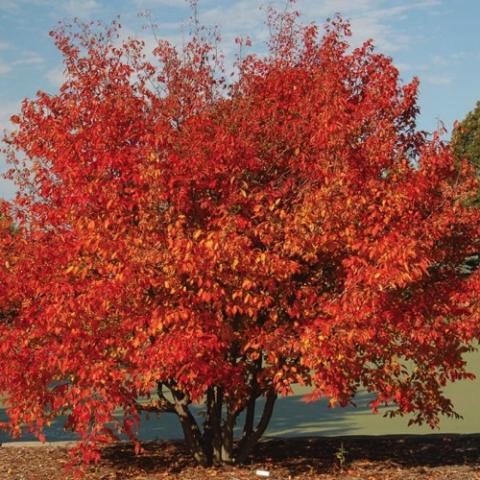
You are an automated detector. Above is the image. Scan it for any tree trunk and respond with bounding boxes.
[202,386,215,465]
[170,386,211,467]
[242,356,262,440]
[235,389,277,464]
[212,386,224,464]
[151,382,277,467]
[221,402,236,464]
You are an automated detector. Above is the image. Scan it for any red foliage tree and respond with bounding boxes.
[0,202,21,326]
[1,6,480,470]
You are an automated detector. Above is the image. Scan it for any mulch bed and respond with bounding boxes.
[1,435,480,479]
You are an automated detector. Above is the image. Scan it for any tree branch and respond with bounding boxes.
[242,356,262,440]
[169,384,210,466]
[235,388,277,464]
[134,399,175,413]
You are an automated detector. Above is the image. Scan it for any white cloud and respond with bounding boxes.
[422,73,452,86]
[12,51,44,67]
[0,42,9,50]
[0,0,52,13]
[45,65,66,88]
[0,0,23,12]
[451,51,468,61]
[115,23,186,63]
[395,62,412,71]
[132,0,189,7]
[108,0,443,85]
[299,0,442,52]
[0,100,21,134]
[0,101,21,200]
[415,50,470,87]
[0,179,16,200]
[61,0,101,18]
[431,54,447,66]
[190,0,443,56]
[0,0,100,18]
[0,60,11,75]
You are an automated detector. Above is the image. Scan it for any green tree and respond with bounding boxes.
[452,101,480,171]
[452,101,480,272]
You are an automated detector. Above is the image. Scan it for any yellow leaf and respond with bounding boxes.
[193,230,202,240]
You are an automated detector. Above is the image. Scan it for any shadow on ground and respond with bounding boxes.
[97,434,480,476]
[253,435,480,475]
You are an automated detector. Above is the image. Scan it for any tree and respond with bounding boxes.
[0,202,20,325]
[1,6,480,472]
[452,100,480,171]
[452,101,480,269]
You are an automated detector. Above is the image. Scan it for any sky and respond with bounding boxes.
[0,0,479,198]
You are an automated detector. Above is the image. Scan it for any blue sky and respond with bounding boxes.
[1,0,479,198]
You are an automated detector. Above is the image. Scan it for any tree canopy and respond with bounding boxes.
[452,100,480,171]
[1,6,480,472]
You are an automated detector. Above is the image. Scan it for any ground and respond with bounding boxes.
[1,435,480,479]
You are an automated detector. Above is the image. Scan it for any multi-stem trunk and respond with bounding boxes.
[137,381,277,467]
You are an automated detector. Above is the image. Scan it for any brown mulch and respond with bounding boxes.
[1,435,480,479]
